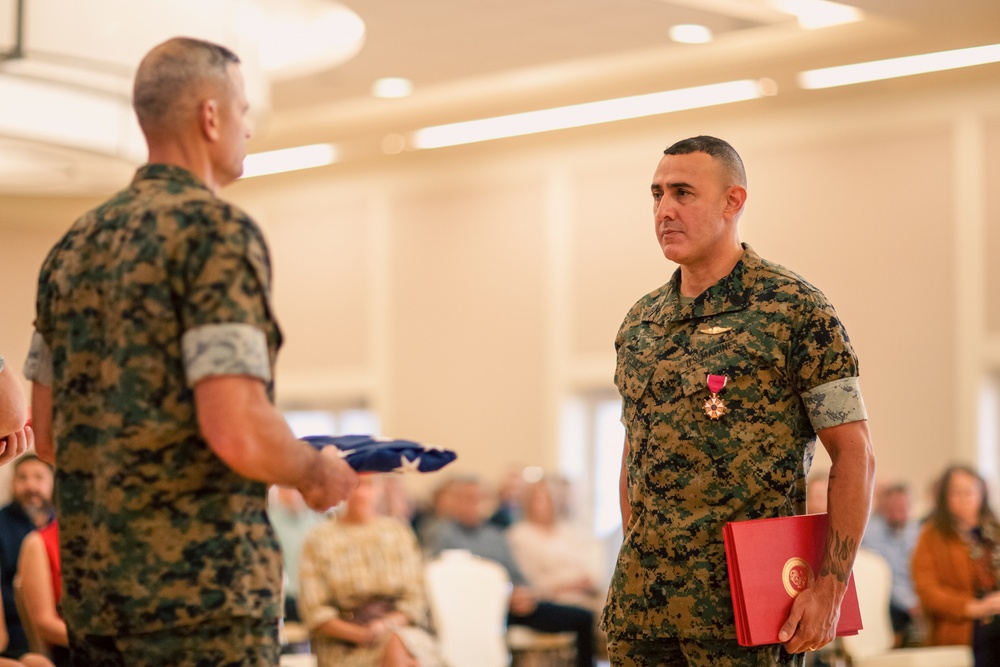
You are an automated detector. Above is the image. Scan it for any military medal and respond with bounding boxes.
[704,374,728,420]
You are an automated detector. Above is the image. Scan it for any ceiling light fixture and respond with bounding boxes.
[241,143,336,178]
[669,24,713,44]
[798,43,1000,89]
[411,79,770,149]
[0,0,364,192]
[371,77,414,98]
[770,0,862,29]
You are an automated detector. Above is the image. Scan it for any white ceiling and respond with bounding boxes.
[1,0,999,194]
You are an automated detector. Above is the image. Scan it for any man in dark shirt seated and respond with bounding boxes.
[425,475,595,667]
[0,454,55,659]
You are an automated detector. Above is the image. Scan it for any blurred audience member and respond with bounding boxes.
[912,465,1000,666]
[381,475,416,524]
[268,486,323,622]
[488,466,526,529]
[508,479,604,611]
[863,483,923,647]
[413,478,461,548]
[0,456,53,659]
[549,475,576,521]
[806,470,829,514]
[16,521,70,665]
[299,474,441,667]
[426,477,595,667]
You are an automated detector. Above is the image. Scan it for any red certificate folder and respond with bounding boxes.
[723,513,863,647]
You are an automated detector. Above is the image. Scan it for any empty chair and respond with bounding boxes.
[425,549,512,667]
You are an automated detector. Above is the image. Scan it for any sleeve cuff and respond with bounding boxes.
[181,323,271,387]
[23,331,54,386]
[802,376,867,432]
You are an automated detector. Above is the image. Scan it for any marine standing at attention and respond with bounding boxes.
[602,135,875,667]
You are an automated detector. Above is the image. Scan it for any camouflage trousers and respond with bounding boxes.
[607,636,805,667]
[67,616,280,667]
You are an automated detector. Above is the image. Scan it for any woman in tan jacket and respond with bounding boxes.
[911,465,1000,666]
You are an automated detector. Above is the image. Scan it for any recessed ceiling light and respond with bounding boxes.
[372,77,414,98]
[669,24,713,44]
[381,134,407,154]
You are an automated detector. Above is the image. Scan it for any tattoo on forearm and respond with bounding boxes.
[820,530,857,583]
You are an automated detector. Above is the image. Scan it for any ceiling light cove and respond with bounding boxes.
[799,43,1000,89]
[771,0,862,29]
[410,79,771,149]
[241,144,337,178]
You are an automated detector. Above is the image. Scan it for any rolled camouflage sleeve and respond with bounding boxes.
[801,376,867,431]
[23,331,53,386]
[182,323,271,386]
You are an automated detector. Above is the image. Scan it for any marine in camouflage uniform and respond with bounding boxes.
[602,137,874,667]
[22,36,357,667]
[24,163,283,665]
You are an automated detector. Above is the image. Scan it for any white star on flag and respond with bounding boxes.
[394,454,422,473]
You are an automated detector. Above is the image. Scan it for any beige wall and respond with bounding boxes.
[2,75,999,505]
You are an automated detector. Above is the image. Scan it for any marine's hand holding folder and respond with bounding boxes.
[723,513,862,648]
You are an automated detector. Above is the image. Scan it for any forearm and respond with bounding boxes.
[217,403,320,487]
[818,422,876,592]
[195,376,321,487]
[31,383,54,464]
[619,435,631,529]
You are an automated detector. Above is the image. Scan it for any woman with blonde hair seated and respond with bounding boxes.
[299,474,441,667]
[507,478,605,611]
[912,464,1000,666]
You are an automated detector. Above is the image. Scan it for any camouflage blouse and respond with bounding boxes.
[25,164,283,636]
[602,245,866,640]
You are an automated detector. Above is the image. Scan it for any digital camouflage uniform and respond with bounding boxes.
[602,245,866,666]
[24,164,283,665]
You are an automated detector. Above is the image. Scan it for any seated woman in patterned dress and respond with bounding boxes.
[299,474,442,667]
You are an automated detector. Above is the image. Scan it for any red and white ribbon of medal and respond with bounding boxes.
[704,374,728,420]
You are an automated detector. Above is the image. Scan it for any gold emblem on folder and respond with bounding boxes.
[782,557,814,598]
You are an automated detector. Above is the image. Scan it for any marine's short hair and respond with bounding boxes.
[133,37,241,136]
[664,135,747,188]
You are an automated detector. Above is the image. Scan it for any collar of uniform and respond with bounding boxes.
[132,163,213,193]
[642,243,761,324]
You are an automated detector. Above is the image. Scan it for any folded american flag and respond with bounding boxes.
[301,434,457,473]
